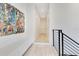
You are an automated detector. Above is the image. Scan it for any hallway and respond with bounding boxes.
[24,43,58,56]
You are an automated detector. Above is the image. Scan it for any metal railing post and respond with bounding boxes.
[53,30,54,46]
[61,31,64,56]
[58,30,61,56]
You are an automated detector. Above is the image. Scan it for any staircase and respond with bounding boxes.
[53,29,79,56]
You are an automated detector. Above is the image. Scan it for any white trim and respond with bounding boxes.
[34,42,50,45]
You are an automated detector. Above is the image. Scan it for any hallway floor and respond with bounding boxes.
[24,43,58,56]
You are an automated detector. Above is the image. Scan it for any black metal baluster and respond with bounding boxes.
[53,30,54,46]
[58,30,61,56]
[62,32,64,56]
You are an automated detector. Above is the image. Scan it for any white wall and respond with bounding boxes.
[50,3,79,44]
[0,3,35,56]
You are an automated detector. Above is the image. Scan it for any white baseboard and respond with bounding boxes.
[34,42,50,45]
[22,43,33,56]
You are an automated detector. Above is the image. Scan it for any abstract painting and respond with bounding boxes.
[0,3,24,36]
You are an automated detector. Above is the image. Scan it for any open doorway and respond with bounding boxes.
[35,4,49,43]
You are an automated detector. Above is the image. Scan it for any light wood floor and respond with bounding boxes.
[36,33,48,42]
[24,44,58,56]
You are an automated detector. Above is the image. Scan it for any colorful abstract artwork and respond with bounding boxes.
[0,3,24,36]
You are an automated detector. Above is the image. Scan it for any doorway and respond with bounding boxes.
[36,16,48,42]
[35,4,49,43]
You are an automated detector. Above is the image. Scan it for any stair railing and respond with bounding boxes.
[53,29,79,56]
